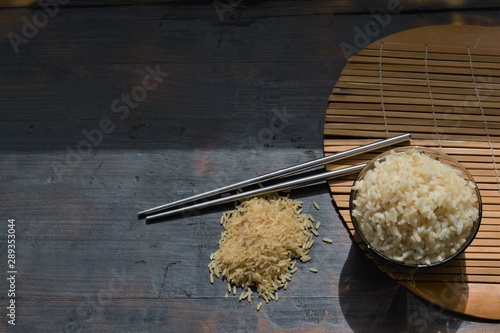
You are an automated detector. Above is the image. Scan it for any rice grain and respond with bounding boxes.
[322,238,333,244]
[315,221,321,230]
[208,195,314,303]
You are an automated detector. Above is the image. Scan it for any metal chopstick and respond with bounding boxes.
[138,133,410,218]
[145,163,366,224]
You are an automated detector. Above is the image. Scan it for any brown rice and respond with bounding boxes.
[208,195,314,302]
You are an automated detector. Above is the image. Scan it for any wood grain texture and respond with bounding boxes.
[2,0,500,12]
[1,2,500,333]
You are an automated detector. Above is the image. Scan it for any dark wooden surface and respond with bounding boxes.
[1,1,500,332]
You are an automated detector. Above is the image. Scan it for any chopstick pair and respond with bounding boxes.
[139,133,411,223]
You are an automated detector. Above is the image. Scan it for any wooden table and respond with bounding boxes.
[1,1,499,332]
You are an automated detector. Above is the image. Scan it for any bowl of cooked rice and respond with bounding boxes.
[349,146,482,269]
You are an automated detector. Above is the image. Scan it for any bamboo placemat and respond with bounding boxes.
[324,25,500,320]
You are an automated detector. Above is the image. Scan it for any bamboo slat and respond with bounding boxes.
[332,88,500,102]
[324,25,500,320]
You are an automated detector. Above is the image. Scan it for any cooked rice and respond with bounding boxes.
[208,195,314,302]
[351,149,479,265]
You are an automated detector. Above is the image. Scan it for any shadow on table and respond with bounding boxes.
[338,244,464,333]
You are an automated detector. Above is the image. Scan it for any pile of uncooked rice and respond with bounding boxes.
[351,149,479,265]
[208,195,314,303]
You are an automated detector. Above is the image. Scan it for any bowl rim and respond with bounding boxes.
[349,146,483,269]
